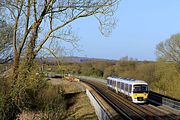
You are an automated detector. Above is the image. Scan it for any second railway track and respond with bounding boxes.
[81,78,180,120]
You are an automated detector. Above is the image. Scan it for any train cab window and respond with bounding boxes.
[141,85,148,91]
[125,84,128,92]
[133,84,148,93]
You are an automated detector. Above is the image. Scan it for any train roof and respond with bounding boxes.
[107,76,148,85]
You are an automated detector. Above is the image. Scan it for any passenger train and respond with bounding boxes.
[107,77,149,103]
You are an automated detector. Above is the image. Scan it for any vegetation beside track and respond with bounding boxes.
[0,63,97,120]
[17,78,98,120]
[43,59,180,100]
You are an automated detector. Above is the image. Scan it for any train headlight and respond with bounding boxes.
[144,93,147,98]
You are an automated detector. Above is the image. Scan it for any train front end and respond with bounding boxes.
[131,84,149,103]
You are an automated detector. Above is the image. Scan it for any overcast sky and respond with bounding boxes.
[70,0,180,61]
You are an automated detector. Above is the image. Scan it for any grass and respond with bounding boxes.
[17,78,98,120]
[65,92,98,120]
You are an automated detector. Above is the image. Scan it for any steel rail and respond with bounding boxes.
[82,79,147,120]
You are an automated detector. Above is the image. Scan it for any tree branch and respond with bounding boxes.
[18,0,31,54]
[34,9,98,55]
[13,0,24,53]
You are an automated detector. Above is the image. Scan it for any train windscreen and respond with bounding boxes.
[133,84,148,93]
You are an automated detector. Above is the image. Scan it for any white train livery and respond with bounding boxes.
[107,77,149,103]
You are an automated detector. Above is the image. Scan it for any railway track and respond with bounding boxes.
[81,79,180,120]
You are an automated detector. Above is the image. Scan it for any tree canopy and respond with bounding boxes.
[0,0,119,80]
[156,34,180,62]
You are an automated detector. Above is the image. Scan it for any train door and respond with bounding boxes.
[115,80,118,93]
[125,84,128,95]
[119,82,121,93]
[110,79,112,88]
[117,82,120,92]
[121,83,124,93]
[112,80,115,89]
[128,84,132,96]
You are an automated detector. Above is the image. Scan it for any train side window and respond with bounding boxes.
[117,82,120,89]
[121,83,124,90]
[125,84,128,92]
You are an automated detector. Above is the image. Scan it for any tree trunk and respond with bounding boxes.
[13,50,20,81]
[25,40,36,72]
[22,30,37,77]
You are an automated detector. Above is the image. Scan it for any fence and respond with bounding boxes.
[149,91,180,110]
[86,89,111,120]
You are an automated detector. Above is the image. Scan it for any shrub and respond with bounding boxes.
[0,61,67,119]
[0,77,20,120]
[36,84,67,119]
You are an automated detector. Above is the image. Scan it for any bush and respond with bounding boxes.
[153,61,180,99]
[0,77,20,120]
[36,84,67,119]
[0,61,67,119]
[15,62,67,119]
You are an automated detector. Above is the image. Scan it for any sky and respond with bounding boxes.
[71,0,180,61]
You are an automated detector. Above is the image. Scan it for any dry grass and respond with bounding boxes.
[18,78,98,120]
[65,92,98,120]
[17,111,42,120]
[50,78,98,120]
[49,78,85,93]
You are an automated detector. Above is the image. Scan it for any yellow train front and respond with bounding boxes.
[107,77,149,103]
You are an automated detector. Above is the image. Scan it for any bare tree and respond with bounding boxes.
[0,0,119,80]
[156,34,180,62]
